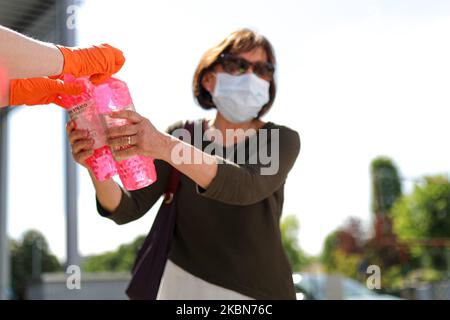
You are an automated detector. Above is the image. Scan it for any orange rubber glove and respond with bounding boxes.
[9,77,84,107]
[55,43,125,84]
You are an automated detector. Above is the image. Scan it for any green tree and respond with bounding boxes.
[369,157,407,275]
[371,157,402,215]
[392,175,450,271]
[83,235,145,272]
[321,233,362,279]
[320,218,366,279]
[11,230,62,299]
[280,215,310,272]
[321,230,339,271]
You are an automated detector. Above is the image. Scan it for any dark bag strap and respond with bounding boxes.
[125,120,196,300]
[162,120,196,204]
[130,120,195,269]
[162,168,181,205]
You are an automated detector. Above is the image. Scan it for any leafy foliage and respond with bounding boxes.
[82,235,146,272]
[392,175,450,270]
[280,215,311,271]
[11,230,62,299]
[371,157,402,215]
[320,218,366,279]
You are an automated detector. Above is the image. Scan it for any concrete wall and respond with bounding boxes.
[26,272,131,300]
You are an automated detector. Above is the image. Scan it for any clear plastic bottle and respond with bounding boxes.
[96,78,157,191]
[60,75,117,181]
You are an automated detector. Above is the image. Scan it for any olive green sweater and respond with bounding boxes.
[96,119,301,300]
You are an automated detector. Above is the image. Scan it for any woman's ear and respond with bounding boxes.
[201,71,216,94]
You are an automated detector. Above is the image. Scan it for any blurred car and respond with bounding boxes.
[293,272,402,300]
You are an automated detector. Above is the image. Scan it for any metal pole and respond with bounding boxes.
[56,0,80,268]
[0,108,10,299]
[31,239,42,280]
[447,247,450,278]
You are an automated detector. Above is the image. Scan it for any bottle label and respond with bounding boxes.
[68,99,107,149]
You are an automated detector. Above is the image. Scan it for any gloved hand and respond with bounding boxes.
[9,77,83,107]
[55,43,125,84]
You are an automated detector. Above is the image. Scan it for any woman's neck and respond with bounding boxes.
[206,112,266,146]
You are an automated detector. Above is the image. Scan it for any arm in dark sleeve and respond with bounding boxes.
[197,127,300,206]
[96,121,184,224]
[96,159,172,225]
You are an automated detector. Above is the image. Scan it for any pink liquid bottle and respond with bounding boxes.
[60,75,117,181]
[96,78,157,191]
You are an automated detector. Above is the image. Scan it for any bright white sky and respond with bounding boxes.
[6,0,450,262]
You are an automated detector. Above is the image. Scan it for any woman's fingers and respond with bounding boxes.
[75,150,94,163]
[69,129,90,146]
[72,138,94,155]
[107,123,138,138]
[107,134,137,149]
[111,146,140,161]
[109,110,142,123]
[65,121,94,168]
[65,120,75,134]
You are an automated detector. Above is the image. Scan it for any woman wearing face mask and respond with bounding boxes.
[67,29,300,300]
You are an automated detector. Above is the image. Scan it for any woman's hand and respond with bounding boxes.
[107,110,219,189]
[106,110,169,161]
[66,120,95,168]
[66,119,122,213]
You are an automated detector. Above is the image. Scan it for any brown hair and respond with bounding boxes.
[193,28,277,118]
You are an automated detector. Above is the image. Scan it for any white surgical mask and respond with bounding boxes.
[212,72,270,123]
